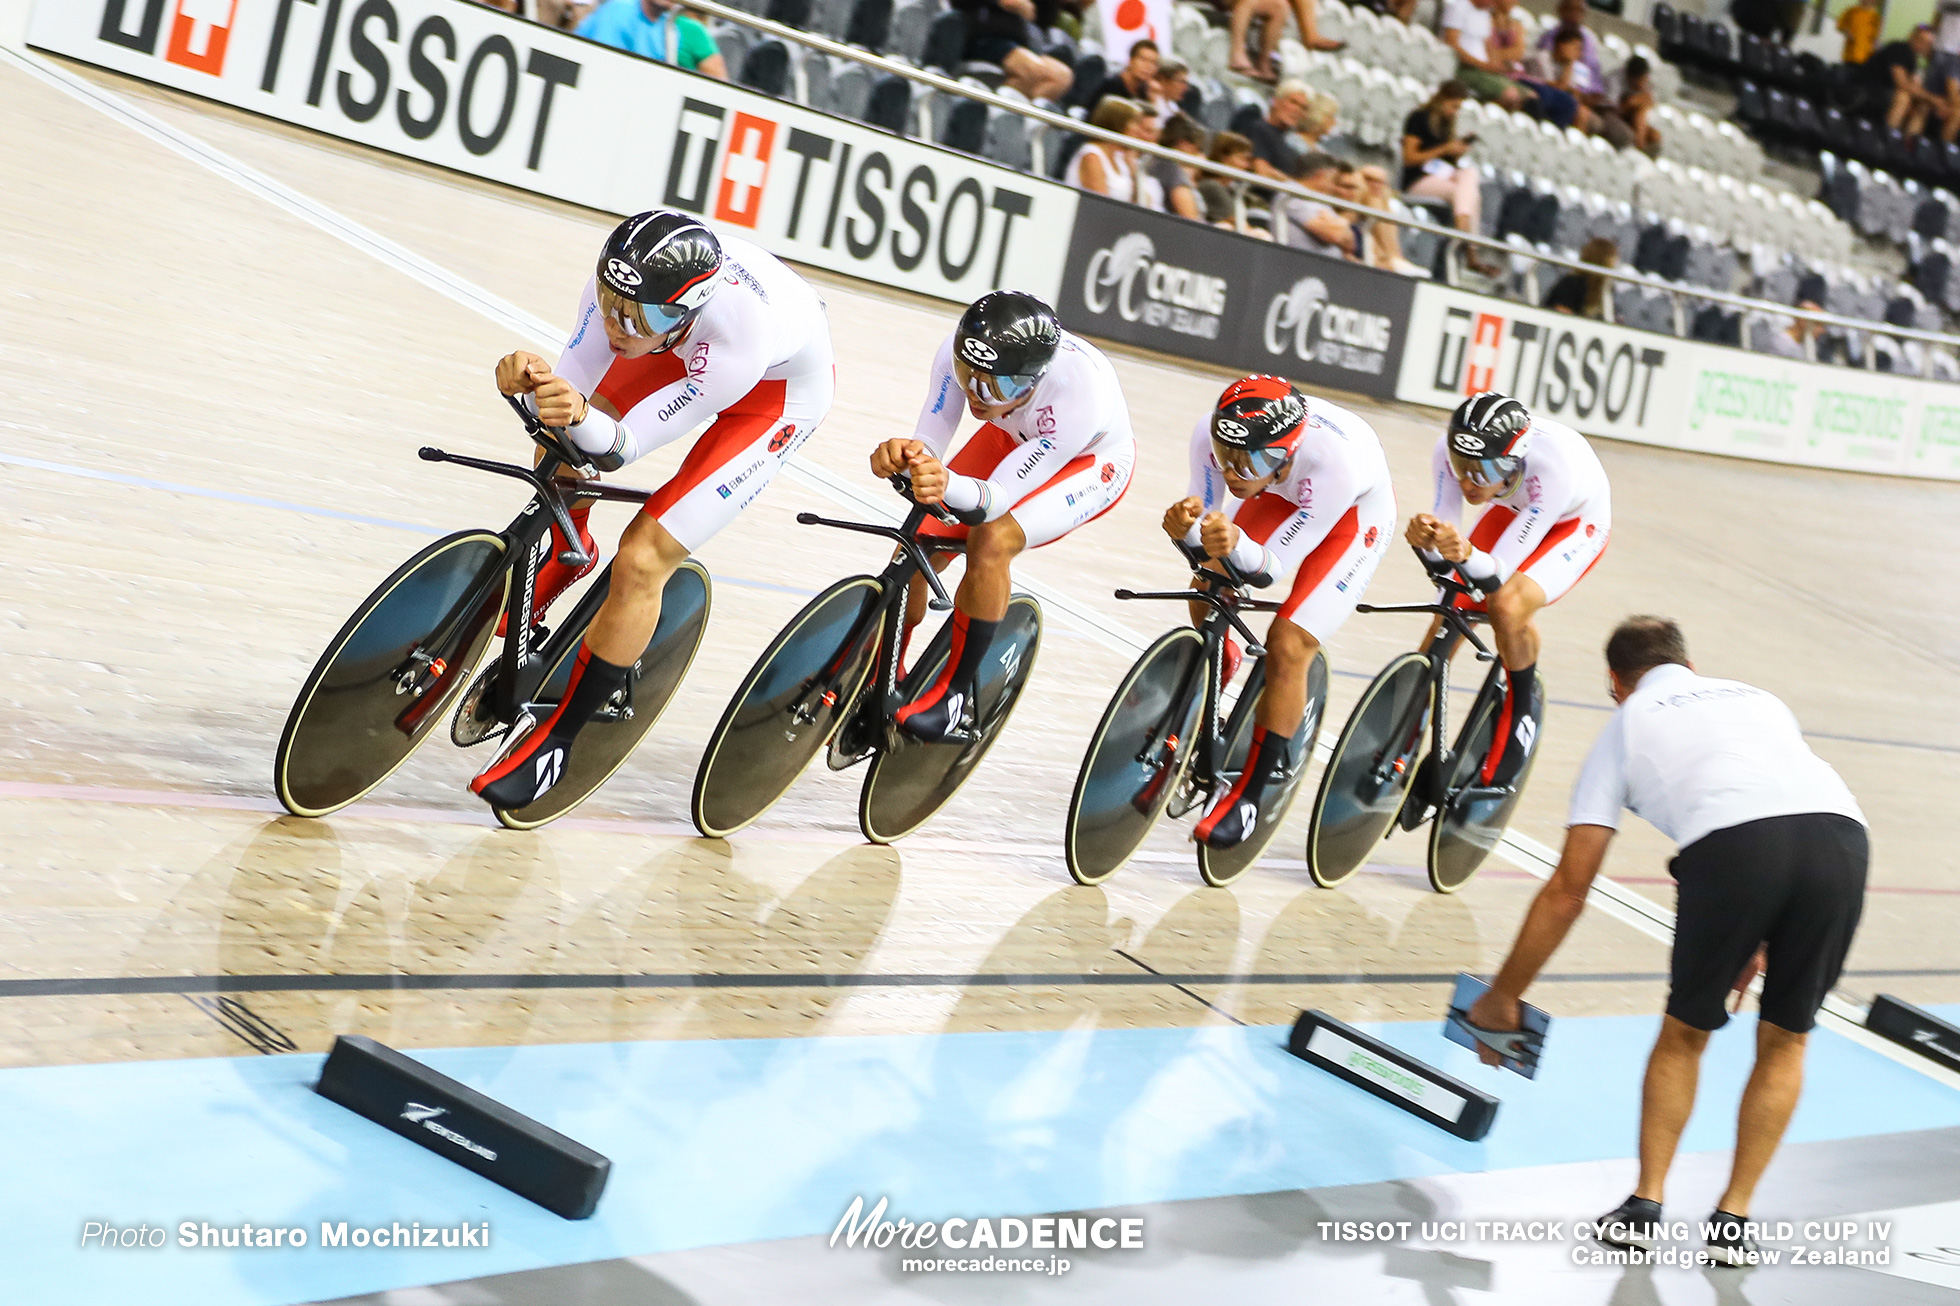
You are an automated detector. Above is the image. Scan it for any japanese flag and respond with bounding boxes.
[1099,0,1171,73]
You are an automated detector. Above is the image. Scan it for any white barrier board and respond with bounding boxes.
[28,0,1076,306]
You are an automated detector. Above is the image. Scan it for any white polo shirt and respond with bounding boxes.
[1567,663,1865,850]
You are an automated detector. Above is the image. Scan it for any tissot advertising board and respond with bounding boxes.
[1056,193,1415,400]
[29,0,1076,304]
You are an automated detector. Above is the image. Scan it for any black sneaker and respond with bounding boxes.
[1704,1209,1760,1267]
[1594,1195,1664,1251]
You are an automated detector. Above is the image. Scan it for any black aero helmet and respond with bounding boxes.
[1210,375,1308,479]
[1446,392,1533,490]
[952,291,1062,406]
[596,211,724,346]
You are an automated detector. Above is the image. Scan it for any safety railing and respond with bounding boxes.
[673,0,1960,355]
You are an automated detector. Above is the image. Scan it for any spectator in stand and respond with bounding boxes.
[1863,25,1947,138]
[1129,107,1168,209]
[1301,90,1341,149]
[1153,56,1197,121]
[1097,40,1161,106]
[1402,82,1500,276]
[1247,81,1313,180]
[1523,25,1597,133]
[1758,300,1825,359]
[1150,113,1210,221]
[1837,0,1881,65]
[1380,0,1420,23]
[1443,0,1527,112]
[1605,55,1662,157]
[1924,47,1960,144]
[536,0,598,26]
[1066,97,1143,201]
[1358,164,1429,276]
[1543,237,1619,319]
[578,0,728,76]
[953,0,1073,102]
[1534,0,1602,86]
[1199,131,1256,227]
[1279,152,1359,258]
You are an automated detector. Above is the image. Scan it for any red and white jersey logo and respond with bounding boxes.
[1465,313,1505,395]
[714,112,776,228]
[164,0,237,76]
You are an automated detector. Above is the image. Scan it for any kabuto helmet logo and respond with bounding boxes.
[604,258,643,291]
[1450,429,1488,456]
[959,338,999,367]
[1083,233,1227,339]
[1263,276,1395,376]
[1213,417,1251,444]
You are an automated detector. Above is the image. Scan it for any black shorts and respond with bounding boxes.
[966,34,1028,65]
[1669,813,1867,1034]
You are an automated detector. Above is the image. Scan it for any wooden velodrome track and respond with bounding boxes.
[2,45,1957,1076]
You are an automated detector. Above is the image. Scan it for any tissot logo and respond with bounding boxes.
[100,0,236,75]
[715,111,776,228]
[1431,306,1668,428]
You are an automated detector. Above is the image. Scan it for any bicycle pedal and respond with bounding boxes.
[451,661,508,748]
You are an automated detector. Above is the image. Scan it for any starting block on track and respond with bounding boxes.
[1867,995,1960,1074]
[315,1035,611,1219]
[1287,1010,1499,1142]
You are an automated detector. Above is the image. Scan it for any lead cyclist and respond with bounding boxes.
[473,210,834,810]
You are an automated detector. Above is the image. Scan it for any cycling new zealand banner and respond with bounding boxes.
[1056,192,1416,400]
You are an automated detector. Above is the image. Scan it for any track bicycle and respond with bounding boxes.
[690,476,1042,845]
[1063,539,1328,889]
[274,392,710,829]
[1304,550,1540,893]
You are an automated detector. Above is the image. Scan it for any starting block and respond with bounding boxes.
[315,1035,611,1219]
[1288,1010,1499,1142]
[1866,995,1960,1074]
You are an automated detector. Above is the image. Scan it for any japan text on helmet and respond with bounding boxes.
[1446,392,1533,490]
[952,291,1063,406]
[596,211,723,348]
[1209,375,1308,479]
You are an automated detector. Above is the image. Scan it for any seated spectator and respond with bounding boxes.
[1279,152,1358,258]
[952,0,1073,102]
[577,0,727,77]
[1543,237,1619,318]
[1522,25,1596,133]
[1862,25,1949,138]
[1129,107,1167,209]
[1838,0,1880,65]
[1926,48,1960,144]
[1442,0,1526,112]
[1066,97,1143,201]
[536,0,598,26]
[1759,300,1825,359]
[1199,131,1256,227]
[1281,0,1347,53]
[1148,113,1209,221]
[1300,90,1341,149]
[1358,164,1429,276]
[1153,56,1197,121]
[1604,55,1662,157]
[1096,39,1159,105]
[1533,0,1602,87]
[1401,82,1499,276]
[1247,81,1313,180]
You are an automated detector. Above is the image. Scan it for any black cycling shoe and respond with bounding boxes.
[1194,727,1289,849]
[1704,1210,1761,1267]
[1480,666,1543,789]
[1397,751,1438,831]
[895,681,977,745]
[1593,1195,1664,1252]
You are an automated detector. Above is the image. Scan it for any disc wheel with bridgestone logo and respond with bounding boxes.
[858,594,1042,845]
[1304,652,1432,889]
[690,575,885,839]
[1426,664,1536,893]
[492,560,712,831]
[1195,652,1327,888]
[1064,627,1208,886]
[275,530,508,818]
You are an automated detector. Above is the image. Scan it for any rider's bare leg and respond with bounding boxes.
[1256,618,1320,736]
[586,514,691,664]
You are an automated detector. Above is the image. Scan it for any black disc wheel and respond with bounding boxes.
[1064,627,1209,886]
[1427,666,1539,893]
[1304,652,1434,889]
[691,576,885,838]
[1196,651,1328,888]
[859,594,1042,845]
[275,530,508,818]
[493,561,713,831]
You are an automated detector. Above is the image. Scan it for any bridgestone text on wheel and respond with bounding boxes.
[1065,627,1208,886]
[276,531,508,818]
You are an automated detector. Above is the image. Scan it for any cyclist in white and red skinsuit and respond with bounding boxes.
[1164,376,1396,850]
[870,291,1136,744]
[474,211,833,811]
[1407,391,1612,793]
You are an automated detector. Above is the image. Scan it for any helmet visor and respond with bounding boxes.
[599,285,693,341]
[1448,448,1525,489]
[954,358,1039,407]
[1212,438,1290,480]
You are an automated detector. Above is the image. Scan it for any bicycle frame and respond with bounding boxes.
[411,394,652,726]
[1113,542,1280,795]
